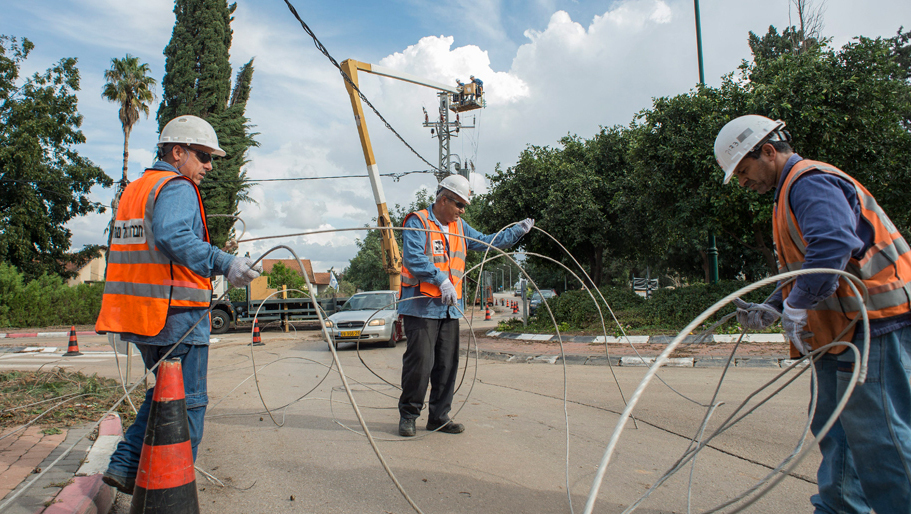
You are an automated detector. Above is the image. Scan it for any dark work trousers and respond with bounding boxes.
[398,315,460,423]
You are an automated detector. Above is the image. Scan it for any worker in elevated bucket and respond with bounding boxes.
[397,174,532,437]
[716,114,911,513]
[96,115,262,495]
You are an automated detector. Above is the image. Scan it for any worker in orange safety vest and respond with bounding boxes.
[715,114,911,513]
[97,115,262,496]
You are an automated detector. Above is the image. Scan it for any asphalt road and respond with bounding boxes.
[193,330,819,513]
[7,326,820,513]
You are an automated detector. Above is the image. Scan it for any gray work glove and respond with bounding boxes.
[227,257,263,288]
[732,298,780,330]
[517,218,534,234]
[439,279,458,306]
[782,299,813,355]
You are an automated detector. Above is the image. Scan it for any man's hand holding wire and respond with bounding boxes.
[439,279,458,306]
[732,298,780,330]
[228,257,263,288]
[517,218,534,235]
[782,299,813,355]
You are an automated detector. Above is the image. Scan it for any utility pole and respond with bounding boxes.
[694,0,719,283]
[423,92,476,182]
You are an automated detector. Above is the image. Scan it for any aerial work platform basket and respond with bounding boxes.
[450,82,484,112]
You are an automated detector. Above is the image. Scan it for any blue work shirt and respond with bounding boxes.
[770,154,911,337]
[121,161,235,346]
[398,206,525,319]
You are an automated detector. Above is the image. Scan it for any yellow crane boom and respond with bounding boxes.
[339,59,465,291]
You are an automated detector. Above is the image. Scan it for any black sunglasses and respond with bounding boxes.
[446,195,466,209]
[184,145,212,164]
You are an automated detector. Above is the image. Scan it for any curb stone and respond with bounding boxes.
[485,330,786,344]
[0,331,96,339]
[42,414,123,514]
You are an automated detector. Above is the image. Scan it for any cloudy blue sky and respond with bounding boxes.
[2,0,908,273]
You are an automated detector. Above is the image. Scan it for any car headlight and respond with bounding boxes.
[367,319,385,326]
[324,320,334,328]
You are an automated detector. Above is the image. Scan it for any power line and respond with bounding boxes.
[281,0,443,174]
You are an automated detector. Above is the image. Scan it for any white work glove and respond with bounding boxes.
[517,218,534,234]
[227,257,263,288]
[439,279,458,306]
[782,299,813,355]
[732,298,780,330]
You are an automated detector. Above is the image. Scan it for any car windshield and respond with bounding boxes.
[531,291,555,301]
[340,293,396,311]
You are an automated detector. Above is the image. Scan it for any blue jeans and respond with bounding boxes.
[811,326,911,514]
[107,343,208,479]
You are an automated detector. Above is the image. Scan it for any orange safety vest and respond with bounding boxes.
[773,159,911,356]
[400,209,467,299]
[96,169,213,336]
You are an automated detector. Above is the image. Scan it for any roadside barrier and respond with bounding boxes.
[63,326,82,356]
[131,359,199,514]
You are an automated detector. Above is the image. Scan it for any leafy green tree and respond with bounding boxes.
[0,36,111,280]
[101,54,156,254]
[478,127,634,287]
[264,261,308,298]
[157,0,257,248]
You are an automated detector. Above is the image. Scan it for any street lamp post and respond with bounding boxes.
[694,0,719,284]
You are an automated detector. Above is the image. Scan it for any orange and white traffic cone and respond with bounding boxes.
[64,326,82,356]
[249,319,264,346]
[130,359,199,514]
[485,306,491,321]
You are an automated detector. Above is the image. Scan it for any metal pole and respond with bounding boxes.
[694,0,706,85]
[694,0,718,283]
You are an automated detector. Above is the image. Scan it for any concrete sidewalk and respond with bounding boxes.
[1,414,122,514]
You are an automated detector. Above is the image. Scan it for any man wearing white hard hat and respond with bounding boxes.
[715,114,911,513]
[97,115,262,495]
[397,174,533,436]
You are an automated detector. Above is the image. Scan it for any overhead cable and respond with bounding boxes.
[280,0,443,174]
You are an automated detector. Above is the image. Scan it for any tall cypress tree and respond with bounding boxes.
[157,0,256,248]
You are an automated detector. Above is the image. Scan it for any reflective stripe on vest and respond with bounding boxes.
[773,159,911,356]
[400,209,467,299]
[95,169,212,336]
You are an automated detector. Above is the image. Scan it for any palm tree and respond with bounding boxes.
[101,54,156,213]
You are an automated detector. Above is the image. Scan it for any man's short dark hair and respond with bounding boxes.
[745,139,792,161]
[157,143,178,160]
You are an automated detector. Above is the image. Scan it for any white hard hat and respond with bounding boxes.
[438,174,472,204]
[158,115,226,157]
[714,115,786,184]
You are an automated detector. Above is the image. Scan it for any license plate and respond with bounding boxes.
[340,330,360,337]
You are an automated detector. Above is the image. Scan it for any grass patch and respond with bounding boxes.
[0,368,145,431]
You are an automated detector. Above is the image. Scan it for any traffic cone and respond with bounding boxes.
[249,319,264,346]
[64,326,82,356]
[512,302,519,314]
[485,306,491,321]
[130,359,199,514]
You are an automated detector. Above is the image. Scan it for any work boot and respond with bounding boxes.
[426,419,465,434]
[102,470,135,495]
[399,417,416,437]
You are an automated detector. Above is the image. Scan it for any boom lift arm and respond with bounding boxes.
[339,59,465,291]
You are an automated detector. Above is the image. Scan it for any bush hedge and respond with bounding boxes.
[524,280,777,333]
[0,263,105,328]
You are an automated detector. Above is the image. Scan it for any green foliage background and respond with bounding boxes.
[0,263,103,328]
[0,36,111,280]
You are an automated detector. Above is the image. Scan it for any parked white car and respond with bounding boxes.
[324,290,404,349]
